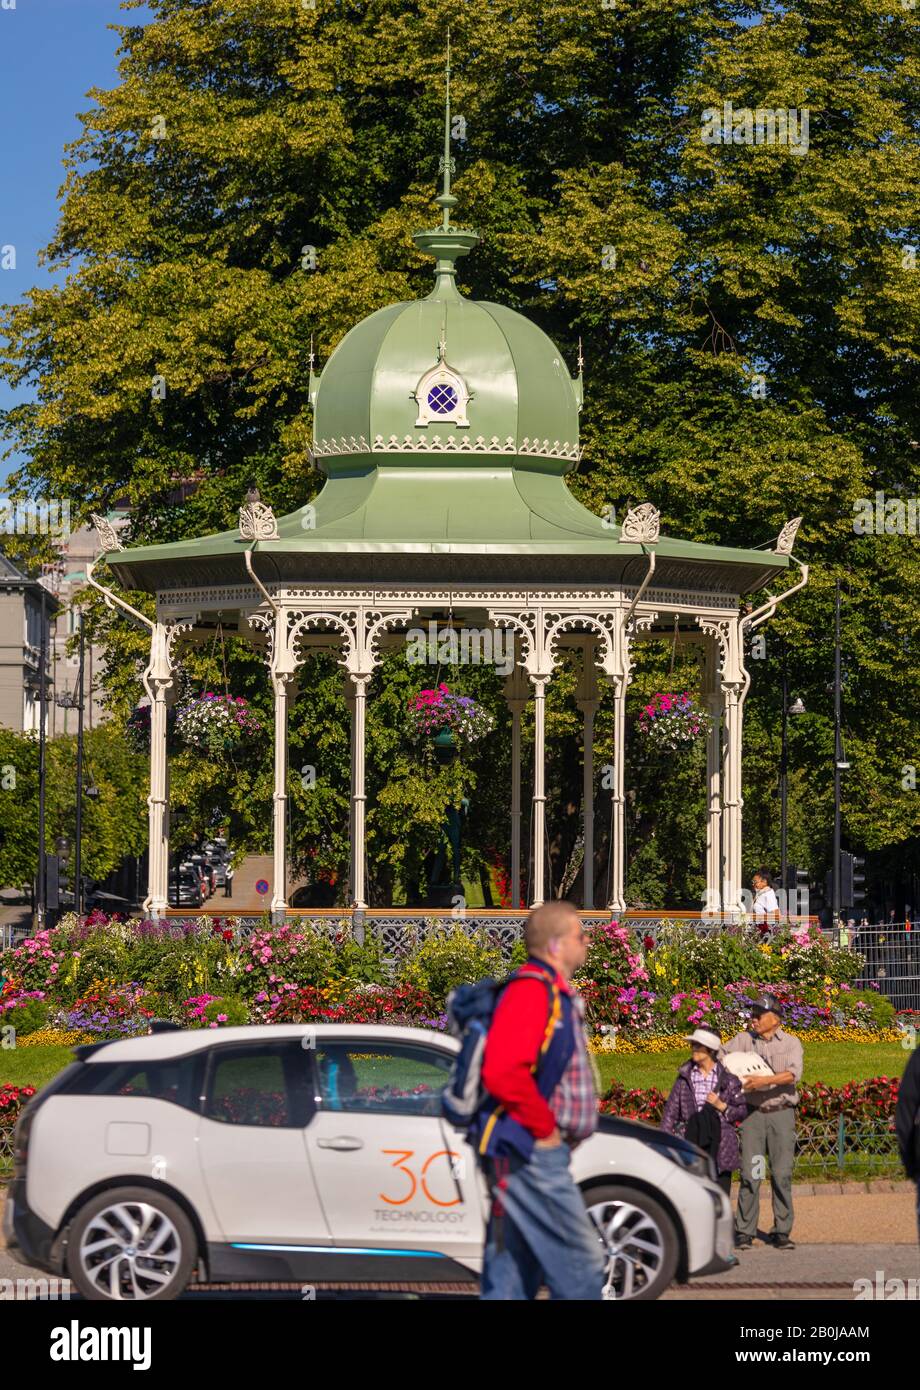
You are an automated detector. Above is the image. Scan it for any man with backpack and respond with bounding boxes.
[469,901,606,1299]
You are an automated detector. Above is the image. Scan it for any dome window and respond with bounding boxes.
[413,336,471,428]
[428,382,458,415]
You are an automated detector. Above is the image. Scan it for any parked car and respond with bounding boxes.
[168,870,203,909]
[186,856,213,897]
[4,1024,734,1302]
[181,859,211,899]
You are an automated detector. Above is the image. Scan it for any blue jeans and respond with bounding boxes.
[480,1143,606,1300]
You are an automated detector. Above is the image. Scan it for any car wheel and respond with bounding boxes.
[582,1184,680,1301]
[66,1188,197,1301]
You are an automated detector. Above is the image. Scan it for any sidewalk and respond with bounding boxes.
[737,1185,917,1244]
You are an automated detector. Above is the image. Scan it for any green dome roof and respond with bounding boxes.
[311,270,581,477]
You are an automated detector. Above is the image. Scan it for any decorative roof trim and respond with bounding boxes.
[619,503,661,545]
[239,500,279,541]
[312,434,581,461]
[91,513,125,553]
[775,516,802,555]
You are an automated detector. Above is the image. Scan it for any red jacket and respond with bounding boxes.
[481,961,571,1140]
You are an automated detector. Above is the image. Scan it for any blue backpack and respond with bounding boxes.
[441,967,555,1132]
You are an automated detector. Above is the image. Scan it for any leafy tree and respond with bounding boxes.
[0,724,147,890]
[2,0,920,905]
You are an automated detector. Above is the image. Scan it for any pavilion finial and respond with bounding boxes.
[308,332,321,409]
[434,30,457,231]
[412,33,479,291]
[572,337,585,413]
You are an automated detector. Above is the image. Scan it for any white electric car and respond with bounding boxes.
[4,1025,734,1300]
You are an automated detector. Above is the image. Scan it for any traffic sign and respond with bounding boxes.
[255,879,269,895]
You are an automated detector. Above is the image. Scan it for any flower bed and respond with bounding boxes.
[0,912,889,1047]
[0,1083,36,1122]
[600,1076,902,1126]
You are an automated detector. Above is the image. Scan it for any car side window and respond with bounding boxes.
[204,1043,313,1128]
[59,1055,205,1112]
[314,1043,452,1117]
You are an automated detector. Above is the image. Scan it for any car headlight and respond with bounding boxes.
[647,1141,715,1182]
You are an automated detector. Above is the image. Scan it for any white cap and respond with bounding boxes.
[683,1027,722,1053]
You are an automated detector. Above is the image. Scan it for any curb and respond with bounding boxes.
[788,1179,915,1196]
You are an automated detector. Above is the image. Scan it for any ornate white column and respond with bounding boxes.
[142,618,190,918]
[607,502,662,913]
[530,675,549,907]
[603,607,657,916]
[288,600,415,912]
[502,655,528,909]
[703,639,724,916]
[575,640,599,909]
[343,677,357,901]
[697,615,747,918]
[350,674,370,908]
[269,670,293,920]
[489,607,556,909]
[248,601,297,921]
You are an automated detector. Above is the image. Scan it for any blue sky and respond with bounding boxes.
[0,0,152,480]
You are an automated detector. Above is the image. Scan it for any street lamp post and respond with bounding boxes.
[832,577,849,924]
[55,612,87,915]
[779,640,806,892]
[37,585,48,929]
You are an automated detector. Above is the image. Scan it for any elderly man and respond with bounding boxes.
[724,992,804,1249]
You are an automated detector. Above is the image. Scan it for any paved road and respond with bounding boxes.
[3,1239,918,1302]
[667,1241,920,1300]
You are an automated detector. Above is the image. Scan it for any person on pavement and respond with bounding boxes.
[660,1028,747,1195]
[895,1040,920,1242]
[724,992,804,1250]
[476,901,606,1300]
[224,864,234,899]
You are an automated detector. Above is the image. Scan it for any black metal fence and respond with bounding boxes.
[828,922,920,1013]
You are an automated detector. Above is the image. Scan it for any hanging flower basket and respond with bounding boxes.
[637,692,712,751]
[407,683,495,745]
[174,693,263,755]
[125,703,153,752]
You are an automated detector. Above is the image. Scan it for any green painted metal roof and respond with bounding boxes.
[102,167,794,598]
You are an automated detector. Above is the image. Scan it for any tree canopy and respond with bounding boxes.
[2,0,919,907]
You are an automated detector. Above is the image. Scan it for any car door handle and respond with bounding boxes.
[316,1136,364,1151]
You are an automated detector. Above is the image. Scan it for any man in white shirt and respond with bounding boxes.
[752,869,780,922]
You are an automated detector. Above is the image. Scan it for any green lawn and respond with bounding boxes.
[2,1046,76,1091]
[2,1039,913,1098]
[595,1041,912,1093]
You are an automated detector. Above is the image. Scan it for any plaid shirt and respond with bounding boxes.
[551,992,599,1142]
[690,1063,718,1111]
